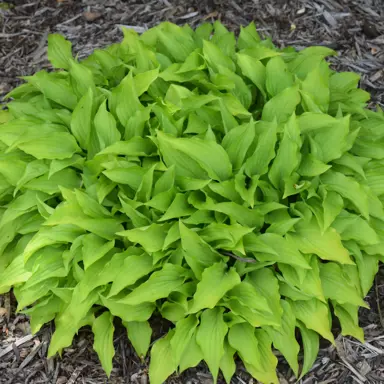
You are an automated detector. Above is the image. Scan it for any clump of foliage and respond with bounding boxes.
[0,21,383,384]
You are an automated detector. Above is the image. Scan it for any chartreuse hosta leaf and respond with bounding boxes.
[123,320,152,360]
[196,307,228,384]
[1,20,383,384]
[93,311,115,377]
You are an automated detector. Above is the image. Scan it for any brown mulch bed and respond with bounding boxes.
[1,0,384,383]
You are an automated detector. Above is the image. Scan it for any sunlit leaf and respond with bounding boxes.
[149,331,177,384]
[93,311,115,377]
[196,308,228,384]
[188,262,240,313]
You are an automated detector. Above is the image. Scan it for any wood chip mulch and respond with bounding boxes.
[1,1,384,383]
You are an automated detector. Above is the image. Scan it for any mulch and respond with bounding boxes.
[0,0,384,383]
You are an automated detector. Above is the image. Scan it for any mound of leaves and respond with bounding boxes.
[1,21,384,384]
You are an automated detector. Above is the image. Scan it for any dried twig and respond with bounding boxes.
[0,334,34,359]
[220,250,257,263]
[52,361,60,384]
[67,365,87,384]
[7,341,45,384]
[335,337,367,383]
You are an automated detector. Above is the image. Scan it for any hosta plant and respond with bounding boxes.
[1,21,384,384]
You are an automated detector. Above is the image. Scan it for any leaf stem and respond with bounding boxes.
[220,250,257,264]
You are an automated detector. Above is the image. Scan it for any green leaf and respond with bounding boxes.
[236,54,266,98]
[28,71,77,110]
[45,201,123,240]
[228,322,259,367]
[179,333,203,373]
[219,340,236,384]
[179,222,221,279]
[82,234,114,270]
[319,262,367,308]
[247,268,283,327]
[285,255,325,302]
[123,321,152,359]
[211,22,236,57]
[298,154,331,177]
[228,324,277,382]
[266,56,294,97]
[297,321,319,379]
[23,295,62,334]
[245,120,277,177]
[196,308,228,384]
[226,280,271,313]
[118,223,171,253]
[242,329,279,384]
[47,34,73,70]
[332,210,379,245]
[49,155,84,178]
[188,262,240,314]
[301,65,330,112]
[14,277,59,312]
[347,242,379,296]
[0,190,45,229]
[266,301,299,376]
[93,311,115,377]
[222,121,256,170]
[216,65,252,109]
[23,168,79,195]
[157,23,196,62]
[288,217,353,264]
[157,131,232,181]
[269,113,301,189]
[0,254,32,294]
[76,251,128,297]
[134,68,160,96]
[135,163,157,203]
[118,264,186,305]
[199,222,254,250]
[246,233,311,269]
[149,331,177,384]
[112,72,143,127]
[21,247,66,289]
[242,45,280,61]
[262,86,301,124]
[322,191,344,231]
[238,22,261,49]
[94,100,121,151]
[333,302,364,343]
[48,289,99,356]
[288,46,335,80]
[307,116,351,163]
[69,60,95,98]
[289,299,334,343]
[203,40,235,73]
[103,165,147,190]
[170,315,199,364]
[322,171,370,219]
[99,137,156,157]
[109,252,153,297]
[159,193,195,221]
[17,133,80,160]
[23,224,84,263]
[100,296,155,322]
[70,88,93,149]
